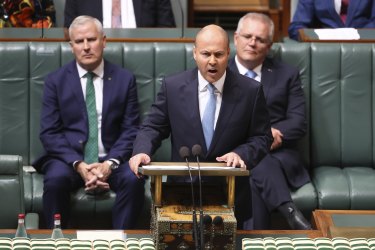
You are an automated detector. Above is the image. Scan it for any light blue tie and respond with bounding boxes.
[84,72,99,164]
[245,70,257,79]
[202,83,217,150]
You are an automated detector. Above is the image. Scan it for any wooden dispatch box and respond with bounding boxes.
[139,162,249,249]
[151,183,237,250]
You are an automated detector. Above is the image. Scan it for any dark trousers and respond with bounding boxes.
[41,158,144,229]
[250,154,292,229]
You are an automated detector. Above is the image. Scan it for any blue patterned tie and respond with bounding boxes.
[202,83,217,150]
[245,70,257,79]
[84,72,99,164]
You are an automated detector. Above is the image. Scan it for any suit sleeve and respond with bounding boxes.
[363,1,375,28]
[39,74,82,165]
[288,0,315,40]
[232,85,273,169]
[272,69,307,143]
[105,75,140,162]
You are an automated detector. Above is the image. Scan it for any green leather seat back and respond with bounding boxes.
[0,43,29,164]
[29,42,63,164]
[122,42,155,120]
[310,43,375,209]
[311,43,373,167]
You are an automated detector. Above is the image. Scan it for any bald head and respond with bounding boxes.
[195,24,230,49]
[193,24,230,83]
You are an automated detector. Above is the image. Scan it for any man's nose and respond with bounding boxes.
[83,39,90,49]
[208,55,217,64]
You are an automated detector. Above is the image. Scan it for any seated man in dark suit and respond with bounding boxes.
[64,0,176,39]
[229,12,312,230]
[33,15,144,229]
[129,24,273,230]
[289,0,375,41]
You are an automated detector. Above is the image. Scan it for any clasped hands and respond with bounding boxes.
[129,152,246,178]
[75,161,112,193]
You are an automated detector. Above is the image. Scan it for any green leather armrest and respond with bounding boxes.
[0,155,25,229]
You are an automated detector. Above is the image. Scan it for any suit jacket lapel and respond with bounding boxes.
[326,0,343,26]
[182,69,207,149]
[102,61,113,123]
[68,62,87,120]
[132,0,141,26]
[346,0,362,26]
[210,70,241,152]
[261,58,276,101]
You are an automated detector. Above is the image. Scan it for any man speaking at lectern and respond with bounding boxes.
[129,24,273,229]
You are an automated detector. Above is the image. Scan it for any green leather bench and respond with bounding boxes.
[1,41,375,229]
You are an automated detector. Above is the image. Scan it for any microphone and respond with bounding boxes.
[192,144,204,249]
[176,0,185,38]
[202,215,212,249]
[209,216,224,248]
[213,215,223,227]
[179,146,199,250]
[203,214,212,225]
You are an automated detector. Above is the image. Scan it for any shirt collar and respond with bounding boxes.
[235,55,262,78]
[77,59,105,79]
[198,70,226,94]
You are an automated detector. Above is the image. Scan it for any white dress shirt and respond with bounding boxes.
[102,0,137,28]
[334,0,342,15]
[235,55,263,82]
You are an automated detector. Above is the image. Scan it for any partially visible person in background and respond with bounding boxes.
[0,0,55,28]
[288,0,375,40]
[64,0,176,39]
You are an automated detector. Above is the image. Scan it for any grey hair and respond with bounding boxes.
[69,15,104,40]
[236,12,274,43]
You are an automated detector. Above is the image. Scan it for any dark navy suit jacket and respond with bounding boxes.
[229,57,310,188]
[64,0,176,28]
[288,0,375,40]
[132,67,273,223]
[33,60,140,170]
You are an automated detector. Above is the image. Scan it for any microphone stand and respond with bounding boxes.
[188,158,200,250]
[192,144,204,249]
[179,147,200,250]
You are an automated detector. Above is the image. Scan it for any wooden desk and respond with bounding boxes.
[298,28,375,43]
[313,210,375,238]
[139,162,249,208]
[0,28,198,42]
